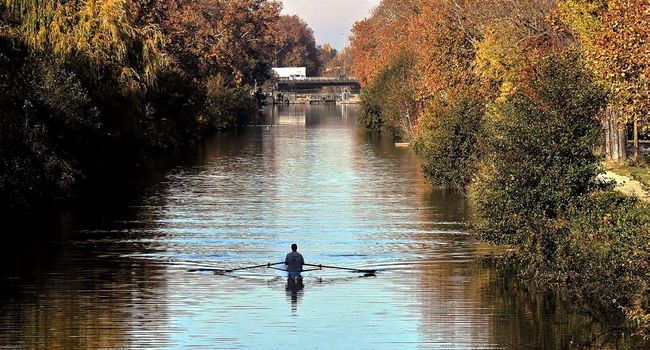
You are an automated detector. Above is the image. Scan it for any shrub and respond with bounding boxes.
[202,75,257,131]
[358,52,416,137]
[471,49,650,337]
[559,191,650,332]
[472,51,607,246]
[0,37,84,209]
[414,91,485,192]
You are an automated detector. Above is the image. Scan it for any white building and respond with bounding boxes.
[272,67,306,79]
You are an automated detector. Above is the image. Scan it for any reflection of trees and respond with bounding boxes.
[0,243,167,349]
[0,180,178,350]
[481,258,648,349]
[415,257,648,349]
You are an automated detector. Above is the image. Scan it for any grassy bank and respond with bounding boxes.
[607,163,650,190]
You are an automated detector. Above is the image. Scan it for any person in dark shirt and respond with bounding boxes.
[284,243,304,279]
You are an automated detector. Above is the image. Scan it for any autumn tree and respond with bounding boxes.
[472,0,558,98]
[269,15,321,75]
[350,0,650,336]
[593,0,649,159]
[159,0,280,85]
[318,43,337,69]
[350,0,418,86]
[0,0,283,209]
[3,0,165,90]
[559,0,650,161]
[322,47,354,77]
[0,0,168,208]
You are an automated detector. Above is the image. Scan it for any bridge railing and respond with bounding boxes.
[277,76,358,82]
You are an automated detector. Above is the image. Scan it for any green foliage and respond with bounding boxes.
[0,37,89,208]
[559,192,650,331]
[470,49,650,335]
[358,82,383,130]
[472,51,607,246]
[142,66,205,150]
[414,91,485,192]
[202,75,256,130]
[358,52,416,137]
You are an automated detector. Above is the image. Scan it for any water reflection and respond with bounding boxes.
[285,277,304,314]
[1,105,647,349]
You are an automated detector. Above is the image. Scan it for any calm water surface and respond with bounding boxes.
[1,105,644,349]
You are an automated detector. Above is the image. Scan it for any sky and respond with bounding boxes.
[280,0,381,50]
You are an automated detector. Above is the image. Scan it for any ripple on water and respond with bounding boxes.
[1,105,645,350]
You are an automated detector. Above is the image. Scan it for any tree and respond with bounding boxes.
[0,0,282,210]
[414,89,485,192]
[350,0,418,86]
[269,15,321,75]
[358,52,417,136]
[159,0,280,85]
[409,0,479,100]
[559,0,650,161]
[318,43,337,68]
[592,0,649,159]
[6,0,165,82]
[322,46,353,77]
[472,0,559,99]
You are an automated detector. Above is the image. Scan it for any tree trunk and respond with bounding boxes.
[633,117,639,159]
[603,107,627,163]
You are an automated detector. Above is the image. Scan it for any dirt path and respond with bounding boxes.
[603,171,650,201]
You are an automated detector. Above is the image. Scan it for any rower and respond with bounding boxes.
[284,243,304,279]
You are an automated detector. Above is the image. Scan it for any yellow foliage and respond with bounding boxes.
[473,20,526,96]
[4,0,166,89]
[557,0,608,50]
[559,0,649,125]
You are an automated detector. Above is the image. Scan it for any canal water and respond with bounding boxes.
[0,105,643,349]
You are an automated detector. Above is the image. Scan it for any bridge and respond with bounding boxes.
[276,76,361,92]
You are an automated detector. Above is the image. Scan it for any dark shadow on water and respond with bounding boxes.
[285,276,304,314]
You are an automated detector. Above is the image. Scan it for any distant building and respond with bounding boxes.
[272,67,307,79]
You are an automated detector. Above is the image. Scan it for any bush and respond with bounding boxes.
[559,191,650,332]
[202,75,257,130]
[358,82,383,130]
[471,49,650,337]
[0,37,86,208]
[143,67,205,150]
[414,91,485,192]
[358,52,416,137]
[472,51,607,246]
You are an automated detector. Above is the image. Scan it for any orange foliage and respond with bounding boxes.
[409,0,480,100]
[268,15,322,75]
[349,0,418,86]
[159,0,280,83]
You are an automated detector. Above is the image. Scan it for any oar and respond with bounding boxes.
[303,263,377,275]
[269,266,348,273]
[217,262,284,274]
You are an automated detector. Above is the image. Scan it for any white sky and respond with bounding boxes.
[280,0,381,50]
